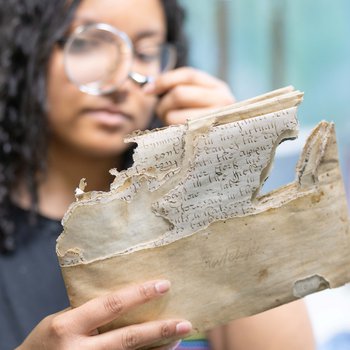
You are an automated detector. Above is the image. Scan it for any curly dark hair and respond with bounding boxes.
[0,0,188,253]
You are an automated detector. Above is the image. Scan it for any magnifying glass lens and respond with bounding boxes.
[63,23,176,95]
[64,24,132,94]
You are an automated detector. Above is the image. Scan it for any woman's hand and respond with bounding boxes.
[17,280,191,350]
[144,67,236,125]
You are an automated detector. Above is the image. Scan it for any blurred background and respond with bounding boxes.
[179,0,350,349]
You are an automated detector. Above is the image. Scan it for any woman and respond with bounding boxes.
[0,0,315,349]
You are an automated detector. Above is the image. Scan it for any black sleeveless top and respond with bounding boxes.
[0,203,69,350]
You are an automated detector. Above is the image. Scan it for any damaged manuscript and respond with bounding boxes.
[56,86,350,333]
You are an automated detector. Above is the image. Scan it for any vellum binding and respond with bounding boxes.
[56,86,350,335]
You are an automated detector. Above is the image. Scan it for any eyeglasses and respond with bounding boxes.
[59,23,177,95]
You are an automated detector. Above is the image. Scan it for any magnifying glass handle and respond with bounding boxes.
[128,72,154,87]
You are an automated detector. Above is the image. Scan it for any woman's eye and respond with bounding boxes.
[134,46,162,63]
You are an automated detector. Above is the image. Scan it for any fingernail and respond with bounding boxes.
[169,340,182,350]
[143,81,156,94]
[176,321,192,335]
[155,280,171,294]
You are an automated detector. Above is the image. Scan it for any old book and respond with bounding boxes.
[56,86,350,334]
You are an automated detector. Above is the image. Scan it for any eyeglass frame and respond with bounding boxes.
[57,22,177,95]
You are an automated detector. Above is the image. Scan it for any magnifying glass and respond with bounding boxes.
[63,23,176,95]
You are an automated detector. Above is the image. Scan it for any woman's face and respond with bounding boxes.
[46,0,166,158]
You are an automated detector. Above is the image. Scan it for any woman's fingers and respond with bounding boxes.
[144,67,224,94]
[65,280,171,334]
[19,280,192,350]
[155,85,234,124]
[143,66,236,126]
[86,320,192,350]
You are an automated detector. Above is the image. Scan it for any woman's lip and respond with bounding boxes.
[84,109,132,127]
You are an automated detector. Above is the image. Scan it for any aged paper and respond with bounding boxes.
[56,86,350,335]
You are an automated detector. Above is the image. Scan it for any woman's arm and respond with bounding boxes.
[207,300,316,350]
